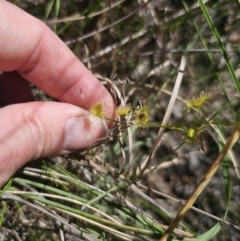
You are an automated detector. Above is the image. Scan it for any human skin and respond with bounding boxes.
[0,0,115,187]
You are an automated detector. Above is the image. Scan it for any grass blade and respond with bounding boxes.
[197,0,240,94]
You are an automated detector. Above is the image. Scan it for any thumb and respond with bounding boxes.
[0,102,108,187]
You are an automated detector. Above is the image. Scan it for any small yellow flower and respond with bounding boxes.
[186,93,210,110]
[90,102,105,119]
[116,105,131,117]
[134,105,149,128]
[183,125,204,144]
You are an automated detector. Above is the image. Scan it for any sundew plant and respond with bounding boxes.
[1,1,240,241]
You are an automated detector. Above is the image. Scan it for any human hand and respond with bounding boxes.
[0,1,115,187]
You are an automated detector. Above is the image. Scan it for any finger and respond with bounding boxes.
[0,102,108,187]
[0,72,34,105]
[0,1,115,125]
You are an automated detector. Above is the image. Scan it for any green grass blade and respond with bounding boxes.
[54,0,60,18]
[194,222,222,241]
[197,0,240,94]
[0,201,7,228]
[44,0,54,19]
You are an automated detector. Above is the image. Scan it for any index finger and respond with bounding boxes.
[0,1,115,124]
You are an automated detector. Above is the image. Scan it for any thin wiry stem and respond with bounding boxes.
[65,0,152,44]
[46,0,126,24]
[137,56,186,177]
[160,125,240,241]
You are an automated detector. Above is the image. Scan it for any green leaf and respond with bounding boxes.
[195,222,221,241]
[54,0,61,18]
[45,0,54,19]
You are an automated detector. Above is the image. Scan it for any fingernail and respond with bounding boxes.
[62,116,109,154]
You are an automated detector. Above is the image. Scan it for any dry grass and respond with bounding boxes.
[1,0,240,240]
